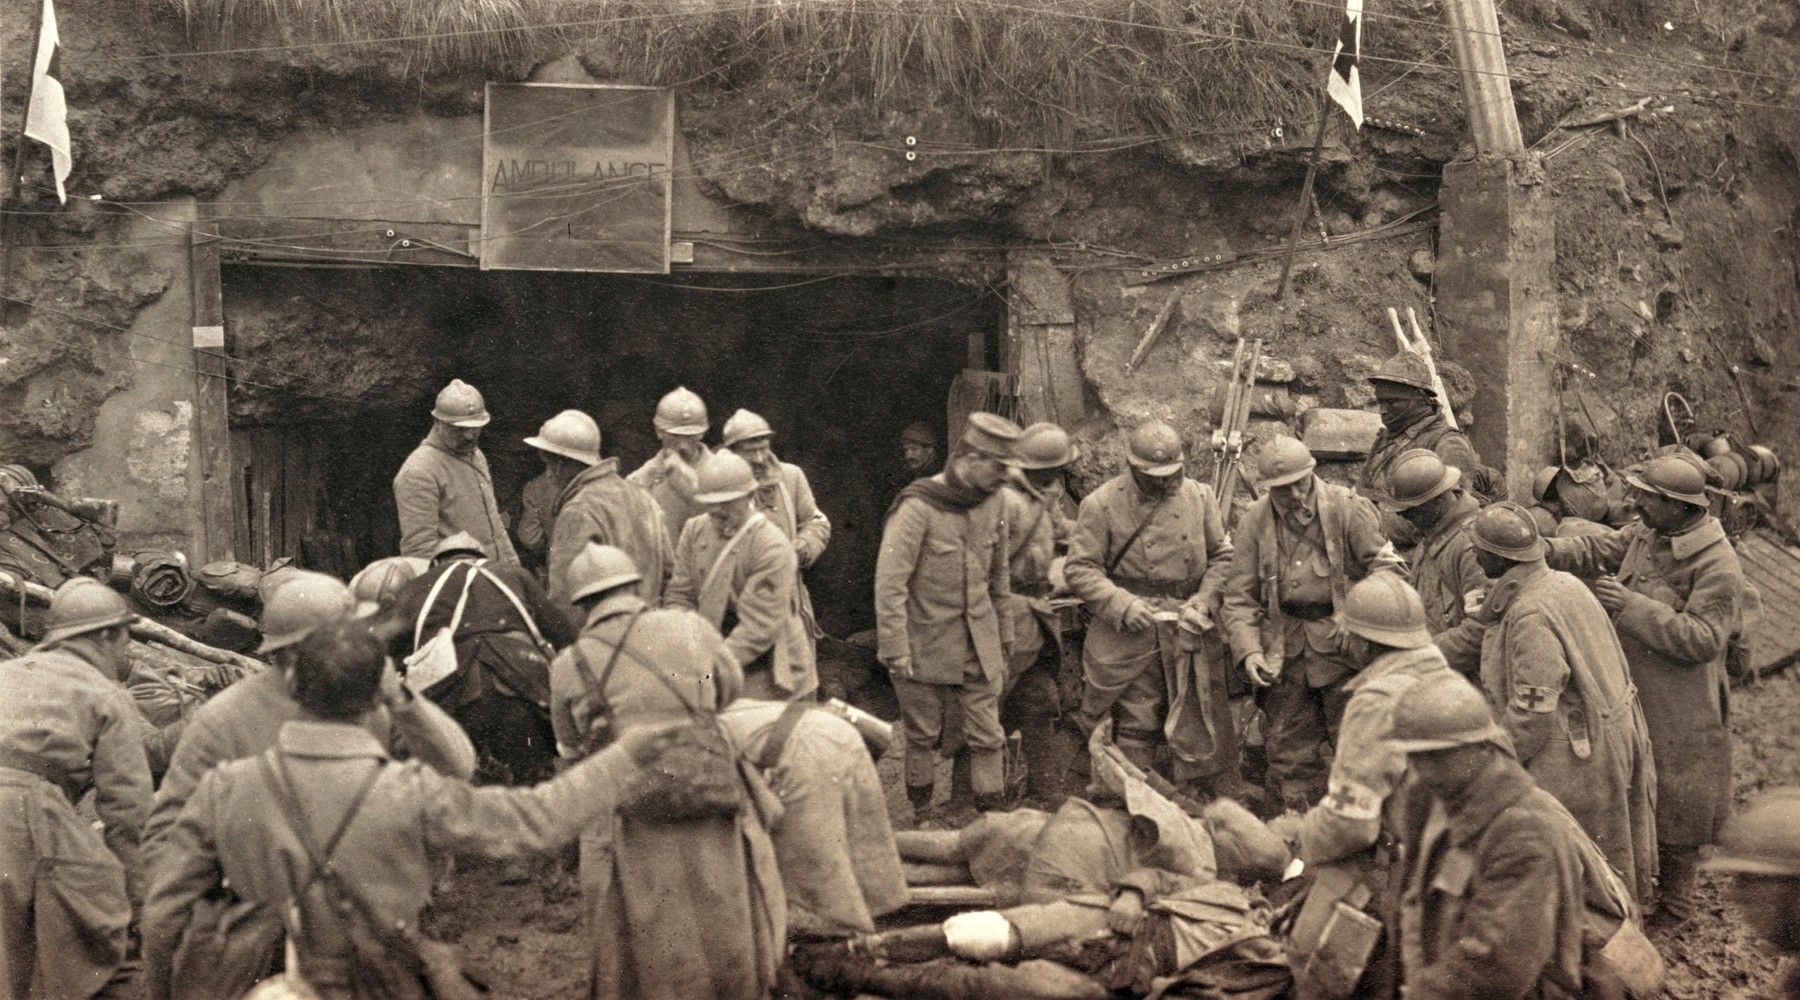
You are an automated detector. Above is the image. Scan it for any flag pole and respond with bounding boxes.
[2,0,48,328]
[1273,90,1335,302]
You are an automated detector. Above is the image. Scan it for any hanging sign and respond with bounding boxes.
[480,83,674,273]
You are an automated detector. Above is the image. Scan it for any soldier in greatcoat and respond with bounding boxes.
[994,421,1080,803]
[875,412,1019,817]
[1221,436,1403,811]
[1062,420,1238,797]
[1379,450,1486,648]
[666,450,816,700]
[1357,351,1495,503]
[1387,675,1589,1000]
[1545,453,1746,924]
[548,544,785,1000]
[1292,573,1460,1000]
[720,408,831,647]
[1442,502,1658,906]
[628,386,712,545]
[0,581,148,1000]
[393,378,519,567]
[534,409,673,612]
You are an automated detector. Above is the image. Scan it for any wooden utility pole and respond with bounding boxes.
[1434,0,1557,499]
[1442,0,1524,155]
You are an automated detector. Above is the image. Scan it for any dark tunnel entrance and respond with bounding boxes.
[221,265,1001,637]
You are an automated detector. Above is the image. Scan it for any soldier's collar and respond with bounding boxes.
[586,592,647,625]
[1665,516,1726,560]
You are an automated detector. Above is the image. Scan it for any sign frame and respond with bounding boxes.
[480,82,675,274]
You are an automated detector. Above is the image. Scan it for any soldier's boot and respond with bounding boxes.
[1652,844,1701,926]
[970,749,1009,815]
[905,783,935,826]
[1017,716,1063,807]
[945,750,976,824]
[1001,730,1030,807]
[1114,726,1161,776]
[1058,717,1094,793]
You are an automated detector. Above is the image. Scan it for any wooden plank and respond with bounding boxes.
[190,214,237,564]
[229,430,253,562]
[283,433,309,559]
[904,886,997,907]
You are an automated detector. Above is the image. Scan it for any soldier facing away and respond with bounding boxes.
[0,580,149,1000]
[1441,502,1659,906]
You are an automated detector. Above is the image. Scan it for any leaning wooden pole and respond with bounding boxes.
[1273,93,1335,302]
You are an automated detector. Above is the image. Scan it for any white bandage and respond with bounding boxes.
[942,910,1019,962]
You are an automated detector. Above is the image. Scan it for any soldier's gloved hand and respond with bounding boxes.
[1106,889,1148,937]
[882,654,916,681]
[1121,601,1158,633]
[1244,653,1278,688]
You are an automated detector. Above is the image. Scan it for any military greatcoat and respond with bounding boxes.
[1547,517,1742,847]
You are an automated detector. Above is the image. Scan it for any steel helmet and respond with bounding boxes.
[349,556,427,608]
[1387,672,1509,752]
[654,386,709,436]
[1626,454,1709,506]
[1125,421,1184,476]
[40,578,138,645]
[567,543,644,604]
[1368,351,1436,395]
[0,464,39,494]
[1702,787,1800,876]
[257,570,354,654]
[693,450,757,503]
[431,532,488,561]
[1016,422,1078,470]
[1339,572,1432,649]
[431,379,491,428]
[1469,501,1546,562]
[1530,466,1561,505]
[720,409,775,449]
[1381,449,1461,512]
[1254,436,1316,489]
[524,409,602,466]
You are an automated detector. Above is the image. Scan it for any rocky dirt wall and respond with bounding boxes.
[0,0,1797,525]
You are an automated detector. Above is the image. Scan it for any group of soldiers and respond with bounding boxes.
[4,354,1800,1000]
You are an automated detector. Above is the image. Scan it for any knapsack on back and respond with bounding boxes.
[264,753,484,1000]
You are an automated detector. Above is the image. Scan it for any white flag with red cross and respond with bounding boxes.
[1327,0,1364,129]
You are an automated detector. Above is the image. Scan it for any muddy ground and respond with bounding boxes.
[424,666,1800,1000]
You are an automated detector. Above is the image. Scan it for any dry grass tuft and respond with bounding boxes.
[165,0,1456,149]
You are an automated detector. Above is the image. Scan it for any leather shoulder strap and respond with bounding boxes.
[263,751,384,887]
[1107,494,1168,576]
[754,700,814,771]
[572,609,647,709]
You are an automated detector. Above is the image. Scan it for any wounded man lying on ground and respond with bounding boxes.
[795,723,1291,999]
